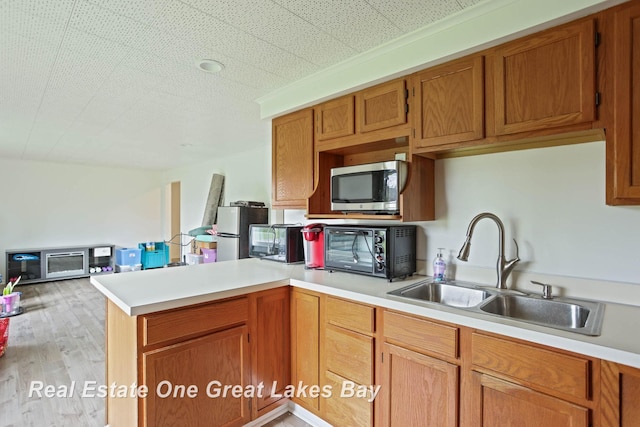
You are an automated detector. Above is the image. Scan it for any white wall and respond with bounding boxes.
[424,141,640,283]
[162,142,272,235]
[225,141,640,304]
[195,139,640,287]
[0,158,164,277]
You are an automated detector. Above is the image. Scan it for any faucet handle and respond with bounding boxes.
[511,238,520,262]
[531,280,553,299]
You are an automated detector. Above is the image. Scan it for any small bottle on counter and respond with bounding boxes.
[433,248,447,282]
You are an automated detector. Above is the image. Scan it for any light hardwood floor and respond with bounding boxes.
[0,278,105,426]
[0,278,314,427]
[262,412,314,427]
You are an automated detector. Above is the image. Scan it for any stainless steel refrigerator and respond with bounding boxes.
[216,206,268,262]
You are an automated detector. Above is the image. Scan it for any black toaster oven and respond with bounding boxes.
[248,224,305,264]
[324,225,416,281]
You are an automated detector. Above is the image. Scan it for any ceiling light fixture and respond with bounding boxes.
[196,59,224,73]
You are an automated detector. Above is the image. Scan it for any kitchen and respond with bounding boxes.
[2,0,640,426]
[96,1,640,425]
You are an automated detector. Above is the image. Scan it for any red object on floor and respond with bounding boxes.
[0,318,9,357]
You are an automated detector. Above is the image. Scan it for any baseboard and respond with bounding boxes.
[243,400,332,427]
[243,402,290,427]
[108,400,330,427]
[288,402,332,427]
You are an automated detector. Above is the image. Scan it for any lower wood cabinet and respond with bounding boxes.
[378,310,460,427]
[290,288,321,414]
[105,285,640,427]
[250,287,290,418]
[105,283,289,427]
[379,342,458,427]
[470,372,589,427]
[467,332,596,427]
[601,360,640,426]
[324,370,373,427]
[322,296,376,427]
[142,326,251,427]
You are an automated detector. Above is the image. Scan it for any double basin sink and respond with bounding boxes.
[387,280,604,336]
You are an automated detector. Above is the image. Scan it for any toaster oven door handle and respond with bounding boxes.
[328,230,369,236]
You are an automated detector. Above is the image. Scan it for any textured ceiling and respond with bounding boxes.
[0,0,484,170]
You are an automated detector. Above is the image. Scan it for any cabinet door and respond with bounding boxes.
[142,326,251,427]
[357,79,407,133]
[470,371,589,427]
[272,109,314,209]
[379,342,458,427]
[490,19,595,136]
[412,55,484,149]
[290,289,321,413]
[609,2,640,203]
[250,287,290,417]
[316,95,355,141]
[601,361,640,426]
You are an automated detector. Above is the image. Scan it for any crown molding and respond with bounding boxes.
[256,0,623,119]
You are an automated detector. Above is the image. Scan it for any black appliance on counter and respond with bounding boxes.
[248,224,305,264]
[323,225,416,281]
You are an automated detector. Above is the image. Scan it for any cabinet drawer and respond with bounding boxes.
[324,370,372,427]
[383,310,458,359]
[471,333,591,400]
[325,325,373,385]
[326,297,375,335]
[142,297,249,347]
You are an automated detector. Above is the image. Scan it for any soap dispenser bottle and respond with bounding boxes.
[433,248,447,282]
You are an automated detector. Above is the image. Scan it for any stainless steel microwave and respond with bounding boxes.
[330,160,408,214]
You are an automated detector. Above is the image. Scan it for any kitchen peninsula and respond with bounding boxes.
[91,258,640,426]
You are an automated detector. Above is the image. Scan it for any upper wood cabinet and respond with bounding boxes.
[607,1,640,204]
[357,79,408,133]
[412,55,484,150]
[316,95,355,141]
[488,19,596,136]
[272,109,314,209]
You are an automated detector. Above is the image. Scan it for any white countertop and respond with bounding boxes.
[91,258,640,369]
[90,259,293,315]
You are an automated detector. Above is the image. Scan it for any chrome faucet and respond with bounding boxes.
[457,212,520,289]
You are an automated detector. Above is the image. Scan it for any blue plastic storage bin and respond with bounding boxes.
[138,242,169,269]
[115,248,142,266]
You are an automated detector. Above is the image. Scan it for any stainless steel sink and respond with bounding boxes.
[478,294,604,336]
[388,281,493,308]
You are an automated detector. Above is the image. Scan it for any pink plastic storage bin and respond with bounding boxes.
[201,248,217,263]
